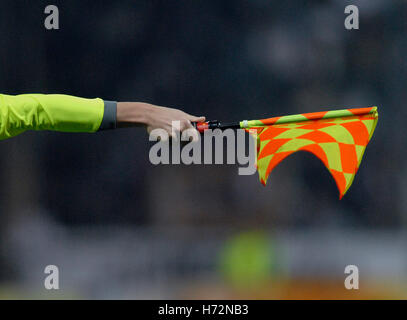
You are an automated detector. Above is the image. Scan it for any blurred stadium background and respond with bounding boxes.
[0,0,405,299]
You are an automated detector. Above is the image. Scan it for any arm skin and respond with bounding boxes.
[0,94,204,140]
[117,102,205,138]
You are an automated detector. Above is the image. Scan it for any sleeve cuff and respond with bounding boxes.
[99,100,117,131]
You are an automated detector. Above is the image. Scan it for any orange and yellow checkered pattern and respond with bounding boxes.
[246,107,378,198]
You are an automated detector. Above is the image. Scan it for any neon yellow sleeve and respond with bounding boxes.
[0,94,106,140]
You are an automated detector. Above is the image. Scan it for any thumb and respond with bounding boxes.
[187,115,206,123]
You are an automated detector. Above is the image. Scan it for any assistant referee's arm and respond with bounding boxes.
[0,94,116,140]
[0,93,205,140]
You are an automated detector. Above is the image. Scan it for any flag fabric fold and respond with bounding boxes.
[243,107,378,199]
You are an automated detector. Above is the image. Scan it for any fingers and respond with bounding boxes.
[182,127,200,142]
[180,119,194,131]
[183,114,205,141]
[146,108,205,142]
[148,123,200,142]
[186,114,206,123]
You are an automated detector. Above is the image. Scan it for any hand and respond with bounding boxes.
[116,102,205,140]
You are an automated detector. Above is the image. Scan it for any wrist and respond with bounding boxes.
[117,102,153,127]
